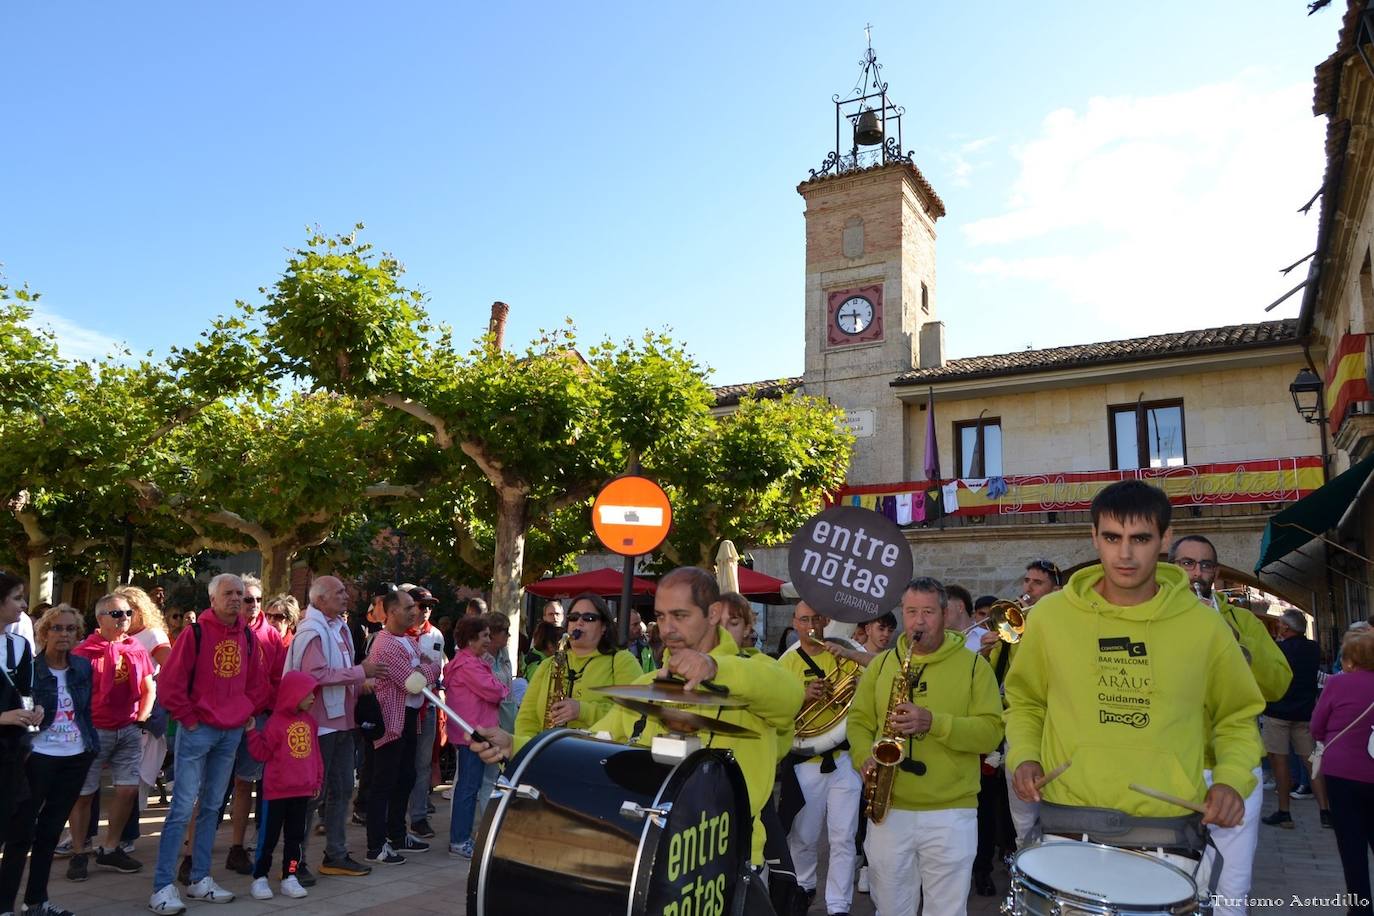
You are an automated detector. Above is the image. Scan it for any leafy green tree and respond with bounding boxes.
[652,392,854,568]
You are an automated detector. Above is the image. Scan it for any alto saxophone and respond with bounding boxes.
[861,637,916,824]
[542,633,573,729]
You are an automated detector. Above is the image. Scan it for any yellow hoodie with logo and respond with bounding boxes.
[1201,590,1291,770]
[847,630,1003,811]
[1004,563,1264,816]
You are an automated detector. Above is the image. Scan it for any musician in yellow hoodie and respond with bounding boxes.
[1170,534,1291,916]
[848,577,1003,916]
[1006,481,1264,832]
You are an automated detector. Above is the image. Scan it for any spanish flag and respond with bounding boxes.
[1325,332,1373,435]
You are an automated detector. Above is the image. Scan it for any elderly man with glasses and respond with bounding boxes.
[66,593,156,881]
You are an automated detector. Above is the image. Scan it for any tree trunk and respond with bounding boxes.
[27,553,54,605]
[105,557,121,592]
[491,491,528,672]
[260,541,295,596]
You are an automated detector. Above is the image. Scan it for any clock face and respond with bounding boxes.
[836,296,874,334]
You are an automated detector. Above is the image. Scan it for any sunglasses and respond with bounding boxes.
[243,596,262,605]
[49,624,80,633]
[1028,560,1061,582]
[267,613,289,621]
[99,610,132,620]
[1175,558,1218,572]
[566,613,603,624]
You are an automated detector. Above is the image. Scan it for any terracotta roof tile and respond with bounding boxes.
[797,160,946,219]
[712,377,803,408]
[890,318,1299,386]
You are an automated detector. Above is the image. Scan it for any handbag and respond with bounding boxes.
[1310,698,1374,778]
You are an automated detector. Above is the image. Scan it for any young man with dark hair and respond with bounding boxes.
[1005,481,1264,846]
[1168,534,1292,916]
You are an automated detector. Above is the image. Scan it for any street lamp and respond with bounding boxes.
[1290,367,1325,424]
[1289,365,1330,483]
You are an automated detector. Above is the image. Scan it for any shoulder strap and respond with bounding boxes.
[993,643,1012,685]
[1325,698,1374,748]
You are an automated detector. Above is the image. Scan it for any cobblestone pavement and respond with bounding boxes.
[27,785,1361,914]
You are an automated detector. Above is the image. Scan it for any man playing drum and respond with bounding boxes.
[848,577,1004,916]
[1005,482,1264,885]
[779,602,861,916]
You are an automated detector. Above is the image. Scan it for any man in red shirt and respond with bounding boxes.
[67,593,156,881]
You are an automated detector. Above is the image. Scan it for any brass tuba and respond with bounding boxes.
[782,629,863,757]
[542,633,572,729]
[862,639,916,824]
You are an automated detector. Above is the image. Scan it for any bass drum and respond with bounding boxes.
[467,728,754,916]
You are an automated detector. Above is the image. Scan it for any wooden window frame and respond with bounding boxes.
[1107,398,1187,470]
[953,417,1002,478]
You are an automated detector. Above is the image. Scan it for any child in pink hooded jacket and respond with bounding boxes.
[246,670,322,900]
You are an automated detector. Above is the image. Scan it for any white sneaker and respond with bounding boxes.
[856,865,869,893]
[250,878,273,900]
[185,876,234,904]
[280,876,308,899]
[148,884,187,915]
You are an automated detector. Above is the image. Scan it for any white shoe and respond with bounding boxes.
[857,865,869,893]
[148,884,187,915]
[185,876,234,904]
[441,787,453,800]
[250,878,273,900]
[280,876,308,899]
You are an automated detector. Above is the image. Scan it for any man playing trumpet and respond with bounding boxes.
[779,603,862,916]
[848,577,1003,916]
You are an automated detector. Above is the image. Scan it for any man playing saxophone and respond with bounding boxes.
[847,577,1003,916]
[778,602,862,916]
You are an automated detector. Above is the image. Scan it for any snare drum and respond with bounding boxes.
[1003,841,1201,916]
[467,728,753,916]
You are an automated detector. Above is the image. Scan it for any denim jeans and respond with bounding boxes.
[153,725,241,890]
[304,730,356,863]
[408,706,437,822]
[449,745,485,847]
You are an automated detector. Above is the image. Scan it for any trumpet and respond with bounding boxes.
[963,595,1030,644]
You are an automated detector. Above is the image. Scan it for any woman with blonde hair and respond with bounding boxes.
[262,595,300,639]
[115,586,172,839]
[0,604,96,916]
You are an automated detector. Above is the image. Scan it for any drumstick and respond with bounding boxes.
[1034,760,1071,790]
[410,683,508,762]
[1128,782,1207,815]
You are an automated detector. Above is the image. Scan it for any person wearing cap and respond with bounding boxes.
[1260,607,1331,829]
[513,593,639,745]
[402,586,446,840]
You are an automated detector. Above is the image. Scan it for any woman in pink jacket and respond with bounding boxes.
[443,616,508,859]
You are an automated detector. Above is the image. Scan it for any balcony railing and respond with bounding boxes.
[829,456,1323,528]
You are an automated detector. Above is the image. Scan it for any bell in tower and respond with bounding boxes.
[808,28,915,178]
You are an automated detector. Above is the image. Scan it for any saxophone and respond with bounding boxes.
[542,633,573,729]
[861,638,915,824]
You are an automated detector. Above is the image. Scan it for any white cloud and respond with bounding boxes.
[958,78,1325,338]
[940,135,997,188]
[24,307,125,362]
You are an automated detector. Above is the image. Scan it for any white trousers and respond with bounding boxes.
[865,807,977,916]
[788,753,861,913]
[1003,758,1039,845]
[1204,766,1263,916]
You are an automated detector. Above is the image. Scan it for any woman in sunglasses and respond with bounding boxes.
[0,604,97,916]
[262,595,300,640]
[514,593,640,745]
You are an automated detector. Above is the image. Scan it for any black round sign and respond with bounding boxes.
[787,505,914,623]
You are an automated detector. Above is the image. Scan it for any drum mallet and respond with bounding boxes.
[1034,759,1072,791]
[1128,783,1207,815]
[404,672,507,762]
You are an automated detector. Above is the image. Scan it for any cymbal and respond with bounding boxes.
[593,683,749,708]
[605,697,759,738]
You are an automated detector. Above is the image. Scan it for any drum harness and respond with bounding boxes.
[1035,802,1223,897]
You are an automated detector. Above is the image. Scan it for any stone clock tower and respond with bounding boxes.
[799,43,945,484]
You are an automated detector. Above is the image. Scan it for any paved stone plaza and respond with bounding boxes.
[33,784,1357,914]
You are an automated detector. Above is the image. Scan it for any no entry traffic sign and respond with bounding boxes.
[592,475,673,557]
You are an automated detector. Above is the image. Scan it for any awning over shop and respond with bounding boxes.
[524,569,658,598]
[1255,453,1374,572]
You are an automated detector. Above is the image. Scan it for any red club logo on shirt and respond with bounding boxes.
[286,721,312,758]
[213,640,242,679]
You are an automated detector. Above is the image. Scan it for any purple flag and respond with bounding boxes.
[923,386,941,483]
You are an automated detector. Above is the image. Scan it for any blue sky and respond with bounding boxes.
[1,2,1339,385]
